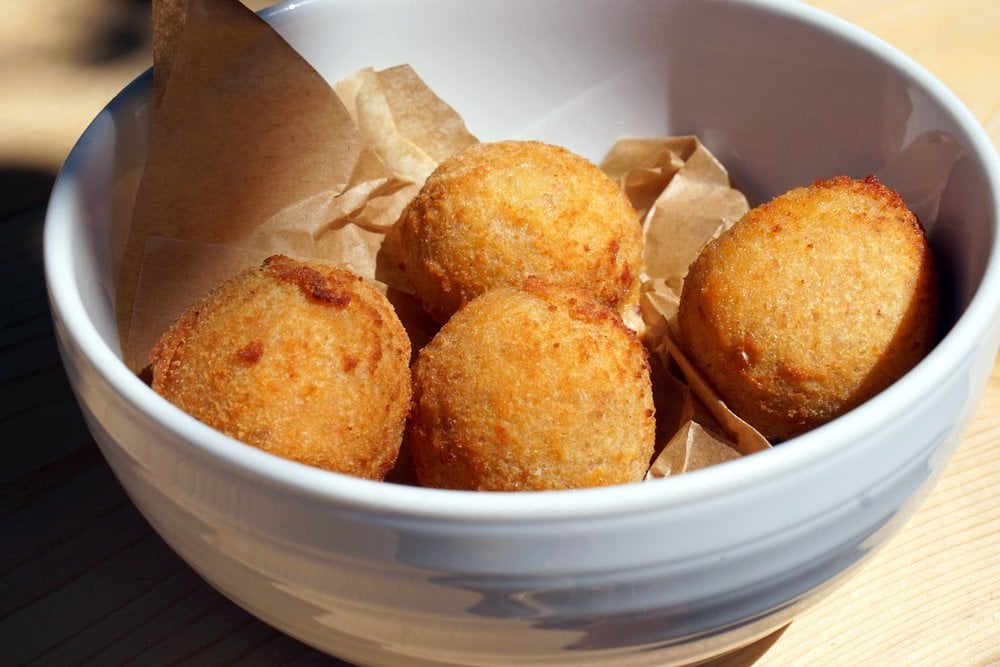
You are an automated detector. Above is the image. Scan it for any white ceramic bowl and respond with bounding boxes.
[45,1,1000,665]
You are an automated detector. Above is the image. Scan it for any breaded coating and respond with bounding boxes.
[677,175,939,442]
[150,255,411,479]
[397,140,644,322]
[408,282,656,491]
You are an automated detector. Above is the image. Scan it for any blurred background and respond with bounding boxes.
[0,0,270,218]
[2,0,997,220]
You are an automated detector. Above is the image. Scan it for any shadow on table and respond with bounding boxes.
[0,166,56,219]
[0,189,95,487]
[0,448,343,665]
[696,625,790,666]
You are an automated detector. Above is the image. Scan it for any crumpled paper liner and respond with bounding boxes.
[604,137,772,473]
[121,0,771,482]
[119,0,475,369]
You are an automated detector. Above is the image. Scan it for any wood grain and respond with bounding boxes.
[757,363,1000,665]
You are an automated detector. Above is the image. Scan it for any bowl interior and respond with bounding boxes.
[46,0,1000,513]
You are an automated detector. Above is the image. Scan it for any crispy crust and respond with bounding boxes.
[677,175,939,442]
[408,282,656,491]
[150,255,411,479]
[397,140,643,322]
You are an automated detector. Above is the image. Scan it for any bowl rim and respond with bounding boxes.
[44,0,1000,522]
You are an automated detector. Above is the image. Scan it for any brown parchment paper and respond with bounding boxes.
[122,0,771,481]
[119,0,476,369]
[601,138,772,473]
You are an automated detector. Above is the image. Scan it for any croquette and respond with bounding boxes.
[408,282,656,491]
[396,140,644,322]
[150,255,412,479]
[677,175,939,442]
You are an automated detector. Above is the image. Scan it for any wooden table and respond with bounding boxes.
[2,1,997,664]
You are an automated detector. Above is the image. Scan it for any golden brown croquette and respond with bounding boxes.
[150,255,412,479]
[397,140,644,322]
[408,282,656,491]
[677,175,939,442]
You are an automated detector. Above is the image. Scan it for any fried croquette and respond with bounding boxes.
[677,175,939,442]
[408,282,656,491]
[150,255,412,479]
[397,140,644,322]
